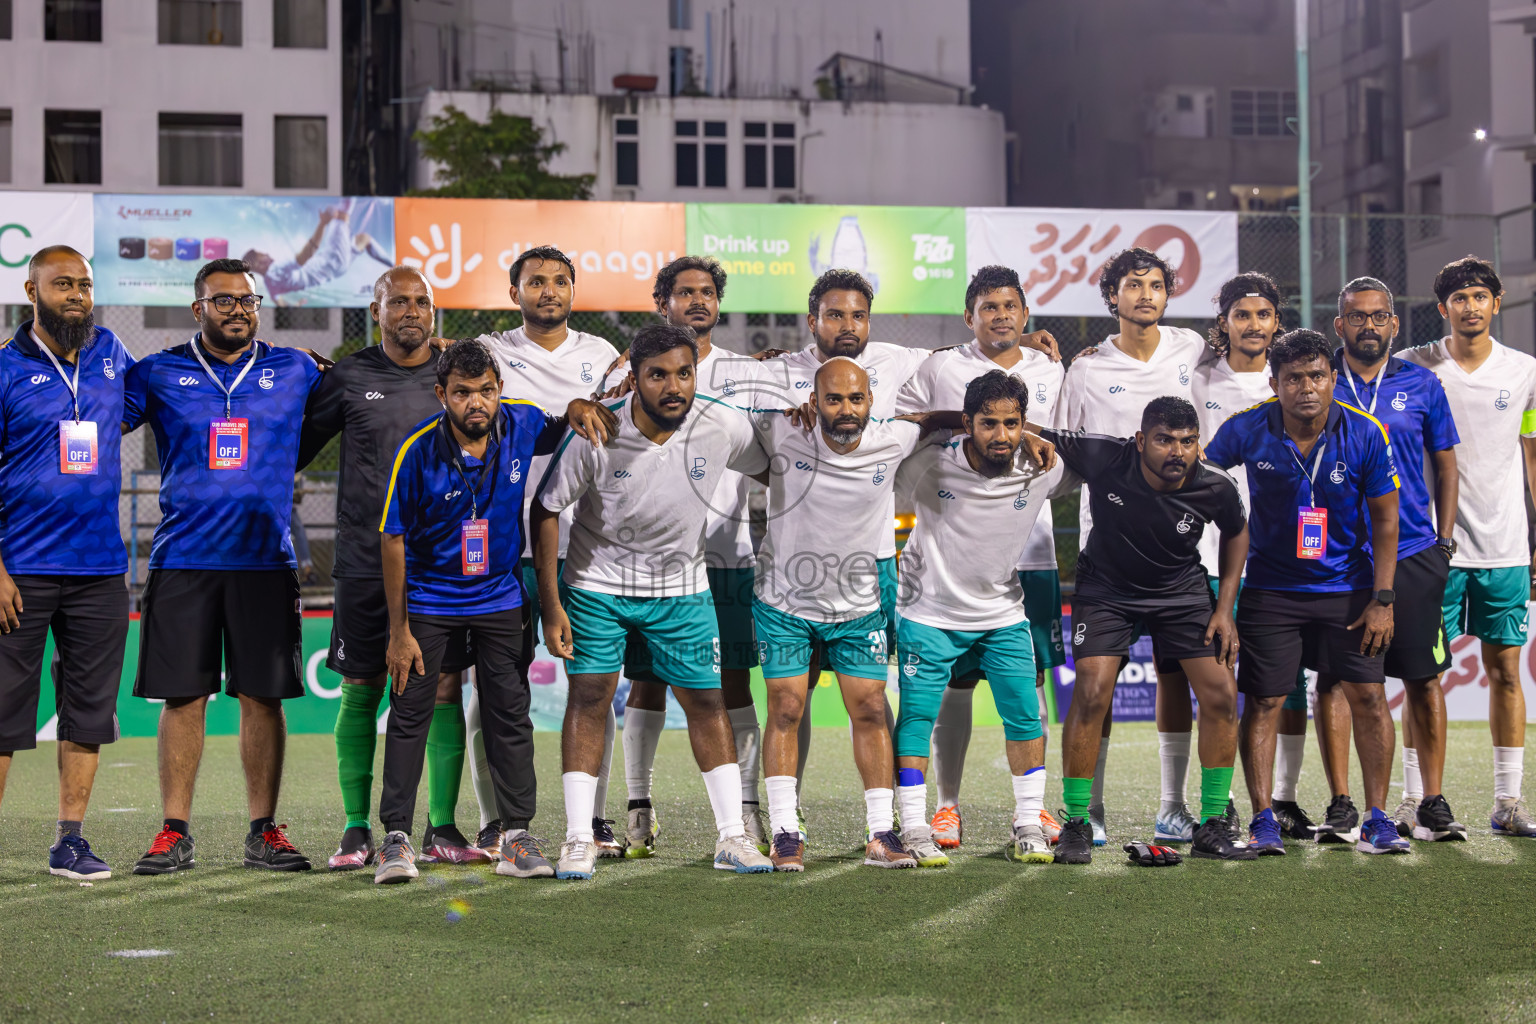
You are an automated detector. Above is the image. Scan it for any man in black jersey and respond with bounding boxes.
[1038,397,1253,864]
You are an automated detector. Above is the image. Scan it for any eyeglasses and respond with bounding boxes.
[1343,310,1393,327]
[198,294,264,313]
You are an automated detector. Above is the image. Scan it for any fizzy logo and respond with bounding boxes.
[580,361,593,384]
[178,376,199,386]
[794,460,812,471]
[910,234,955,264]
[1496,389,1510,411]
[1330,461,1347,484]
[613,469,632,479]
[1178,363,1190,385]
[258,368,275,390]
[872,462,887,485]
[102,358,115,380]
[29,373,51,384]
[401,222,484,289]
[1108,385,1126,394]
[689,457,708,480]
[1175,512,1196,534]
[508,459,521,484]
[365,391,384,400]
[1391,391,1408,412]
[1073,622,1087,646]
[937,489,956,500]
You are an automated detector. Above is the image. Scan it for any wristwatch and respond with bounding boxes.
[1373,589,1396,605]
[1435,537,1457,558]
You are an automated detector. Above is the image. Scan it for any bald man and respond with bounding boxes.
[0,245,131,880]
[296,266,486,869]
[751,358,952,870]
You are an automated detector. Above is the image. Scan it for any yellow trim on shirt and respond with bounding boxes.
[1336,399,1392,444]
[380,420,440,532]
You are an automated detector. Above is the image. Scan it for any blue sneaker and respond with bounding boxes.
[1246,809,1286,856]
[49,834,111,880]
[1356,808,1411,855]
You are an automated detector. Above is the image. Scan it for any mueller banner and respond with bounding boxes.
[393,197,685,310]
[688,203,966,314]
[92,195,394,307]
[0,191,95,298]
[965,208,1239,319]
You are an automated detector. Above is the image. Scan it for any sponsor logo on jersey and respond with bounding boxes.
[1205,400,1221,410]
[29,373,51,384]
[258,368,275,390]
[689,457,708,480]
[102,358,116,380]
[872,462,887,485]
[794,460,812,471]
[721,377,737,397]
[508,459,521,484]
[1175,512,1196,534]
[795,380,812,389]
[1107,493,1123,505]
[1108,385,1126,394]
[580,361,594,383]
[613,470,632,479]
[1256,461,1276,470]
[178,376,199,386]
[1014,485,1030,510]
[937,489,956,500]
[507,360,528,370]
[444,489,462,500]
[1496,389,1510,411]
[1330,461,1347,484]
[1036,382,1047,404]
[1391,391,1408,411]
[365,391,385,400]
[1178,363,1190,385]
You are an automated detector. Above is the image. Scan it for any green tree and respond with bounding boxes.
[411,105,595,199]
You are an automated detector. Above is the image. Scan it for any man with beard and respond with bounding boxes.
[895,264,1067,850]
[1040,397,1252,864]
[471,245,623,858]
[0,245,132,880]
[373,340,574,883]
[1309,278,1461,845]
[123,258,324,873]
[533,324,774,880]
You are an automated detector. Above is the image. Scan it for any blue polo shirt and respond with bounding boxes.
[122,336,322,570]
[382,399,563,616]
[1205,398,1400,592]
[0,322,134,575]
[1331,350,1458,560]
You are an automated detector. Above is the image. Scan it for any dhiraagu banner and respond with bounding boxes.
[687,203,965,314]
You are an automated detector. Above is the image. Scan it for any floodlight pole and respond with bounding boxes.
[1296,0,1313,328]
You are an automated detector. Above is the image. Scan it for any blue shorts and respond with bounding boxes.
[561,584,720,688]
[894,618,1040,757]
[754,600,888,680]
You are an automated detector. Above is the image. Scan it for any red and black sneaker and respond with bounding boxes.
[244,824,312,872]
[133,826,196,875]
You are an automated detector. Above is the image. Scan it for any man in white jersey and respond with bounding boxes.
[895,264,1066,849]
[620,257,772,857]
[1054,247,1208,845]
[533,323,775,879]
[473,245,623,858]
[893,371,1067,866]
[1402,255,1536,837]
[1193,272,1319,841]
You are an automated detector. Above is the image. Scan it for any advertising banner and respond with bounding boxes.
[966,208,1239,319]
[688,203,966,314]
[393,198,684,311]
[92,195,394,307]
[0,191,95,298]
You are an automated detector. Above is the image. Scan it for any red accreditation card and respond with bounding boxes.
[58,420,98,475]
[462,519,489,576]
[1296,507,1328,559]
[209,418,249,470]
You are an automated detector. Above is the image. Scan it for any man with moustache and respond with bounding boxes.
[0,245,133,880]
[125,258,324,874]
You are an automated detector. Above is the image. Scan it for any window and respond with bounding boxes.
[743,121,767,188]
[703,121,726,188]
[614,118,639,187]
[1364,87,1384,165]
[1404,48,1447,126]
[1412,176,1443,240]
[158,1,242,46]
[159,112,242,187]
[0,1,11,40]
[746,313,769,326]
[773,314,798,327]
[273,0,325,48]
[0,109,10,184]
[669,46,695,96]
[668,0,691,30]
[44,109,100,184]
[274,307,329,330]
[674,120,698,187]
[772,122,795,189]
[45,0,101,41]
[275,115,326,188]
[1231,89,1297,137]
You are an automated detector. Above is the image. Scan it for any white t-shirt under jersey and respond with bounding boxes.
[1055,324,1207,547]
[1401,337,1536,568]
[896,340,1065,572]
[537,393,769,597]
[754,416,925,623]
[1192,354,1272,576]
[480,326,620,559]
[895,437,1068,632]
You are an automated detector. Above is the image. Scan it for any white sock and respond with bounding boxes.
[765,775,799,835]
[1089,737,1109,809]
[795,688,814,799]
[1274,733,1305,802]
[896,782,927,834]
[728,705,761,802]
[1494,745,1524,801]
[623,707,666,802]
[1013,766,1047,826]
[464,679,499,829]
[1158,731,1191,810]
[931,686,974,808]
[562,772,598,842]
[594,704,616,818]
[1402,746,1423,801]
[701,763,745,839]
[864,787,895,835]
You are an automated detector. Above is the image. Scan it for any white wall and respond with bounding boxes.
[0,0,342,194]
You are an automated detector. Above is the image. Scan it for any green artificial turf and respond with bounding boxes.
[1,722,1533,1023]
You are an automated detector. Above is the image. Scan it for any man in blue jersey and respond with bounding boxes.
[0,245,131,880]
[1205,329,1411,854]
[1317,278,1463,844]
[124,258,323,874]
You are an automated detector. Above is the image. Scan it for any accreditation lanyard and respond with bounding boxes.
[1340,360,1379,416]
[37,338,98,475]
[443,417,498,576]
[1288,435,1329,559]
[192,338,259,470]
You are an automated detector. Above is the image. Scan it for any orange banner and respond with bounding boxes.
[393,198,685,310]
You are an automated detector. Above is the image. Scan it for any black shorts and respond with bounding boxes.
[135,569,304,701]
[1070,589,1218,664]
[1235,587,1385,696]
[329,576,474,679]
[0,575,128,751]
[1383,547,1452,680]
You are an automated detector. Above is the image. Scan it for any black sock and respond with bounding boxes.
[628,798,652,810]
[250,816,276,837]
[742,800,760,807]
[164,818,190,837]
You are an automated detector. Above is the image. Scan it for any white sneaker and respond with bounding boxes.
[713,833,773,873]
[556,838,597,880]
[1007,821,1054,863]
[1088,803,1108,846]
[625,806,657,859]
[743,803,769,854]
[373,830,418,885]
[1153,803,1198,844]
[901,826,950,868]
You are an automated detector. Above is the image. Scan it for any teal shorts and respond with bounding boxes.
[520,557,564,641]
[894,618,1040,758]
[1443,566,1531,647]
[879,555,898,659]
[561,583,721,688]
[754,600,889,680]
[625,566,758,682]
[1019,569,1066,670]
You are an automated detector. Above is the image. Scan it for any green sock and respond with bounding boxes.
[335,683,384,830]
[426,702,467,829]
[1200,765,1235,822]
[1062,777,1093,821]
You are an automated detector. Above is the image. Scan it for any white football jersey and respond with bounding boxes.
[694,344,772,567]
[1192,354,1273,576]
